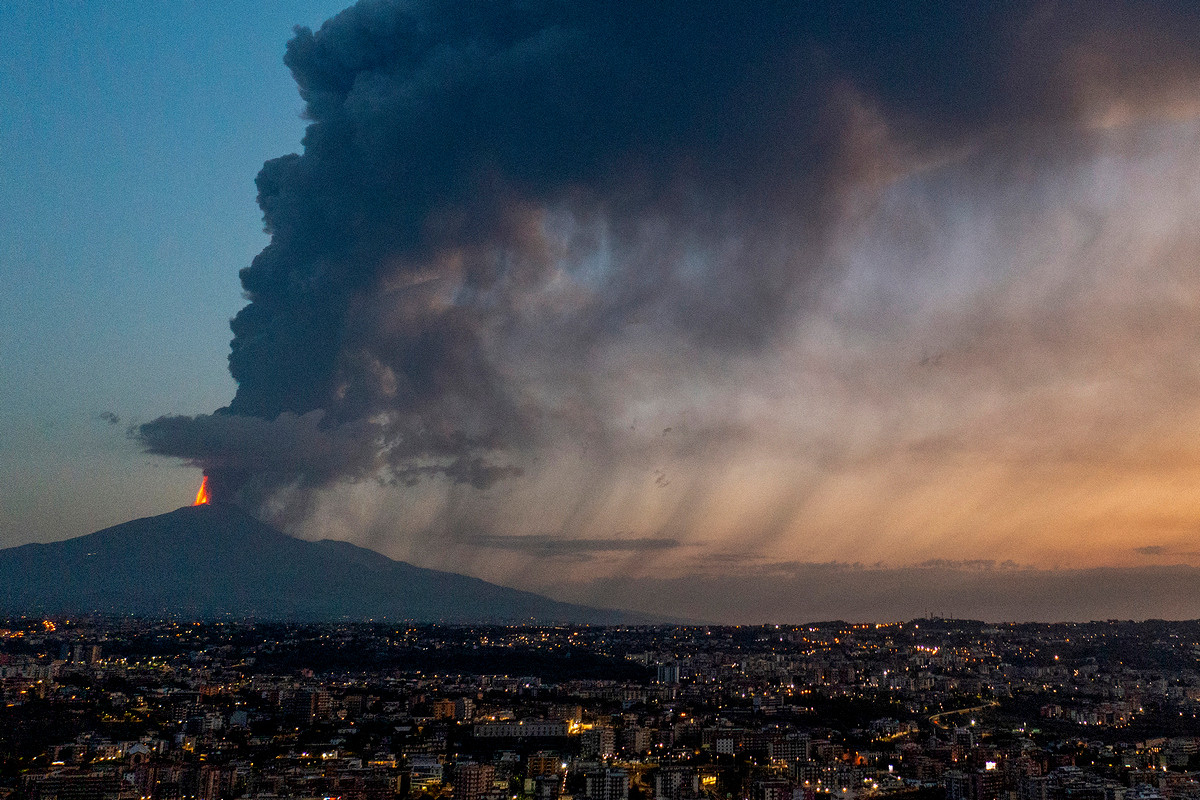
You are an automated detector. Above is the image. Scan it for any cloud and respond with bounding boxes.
[135,0,1200,594]
[1135,545,1168,556]
[139,410,518,522]
[97,411,120,426]
[915,559,1025,572]
[463,532,682,558]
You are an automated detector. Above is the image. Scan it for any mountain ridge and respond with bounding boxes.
[0,504,643,624]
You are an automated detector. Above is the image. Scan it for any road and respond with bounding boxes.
[929,700,1000,728]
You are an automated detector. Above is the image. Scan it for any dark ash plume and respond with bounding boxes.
[140,0,1200,518]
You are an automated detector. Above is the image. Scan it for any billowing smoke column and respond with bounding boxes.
[140,0,1200,520]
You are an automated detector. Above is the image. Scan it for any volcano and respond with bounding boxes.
[0,504,641,623]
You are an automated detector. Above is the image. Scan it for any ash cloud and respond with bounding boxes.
[141,0,1200,547]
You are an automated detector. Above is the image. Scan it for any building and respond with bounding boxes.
[581,727,616,758]
[474,720,568,739]
[454,763,495,800]
[585,769,629,800]
[654,766,700,800]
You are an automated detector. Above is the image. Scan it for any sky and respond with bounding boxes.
[1,0,347,536]
[7,1,1200,623]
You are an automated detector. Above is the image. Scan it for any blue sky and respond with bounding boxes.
[1,1,346,541]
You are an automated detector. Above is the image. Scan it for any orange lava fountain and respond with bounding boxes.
[193,476,210,506]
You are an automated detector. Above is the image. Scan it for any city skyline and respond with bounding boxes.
[4,616,1200,800]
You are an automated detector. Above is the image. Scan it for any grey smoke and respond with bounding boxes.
[139,0,1200,532]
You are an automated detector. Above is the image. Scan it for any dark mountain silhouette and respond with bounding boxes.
[0,504,640,623]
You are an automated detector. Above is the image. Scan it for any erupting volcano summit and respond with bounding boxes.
[192,477,210,506]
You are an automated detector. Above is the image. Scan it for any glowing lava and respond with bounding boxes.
[193,476,210,506]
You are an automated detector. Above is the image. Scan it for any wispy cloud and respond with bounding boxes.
[464,533,682,558]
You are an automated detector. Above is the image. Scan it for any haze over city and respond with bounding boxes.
[6,1,1200,621]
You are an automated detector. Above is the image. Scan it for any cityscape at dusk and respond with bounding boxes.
[10,4,1200,800]
[3,618,1200,800]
